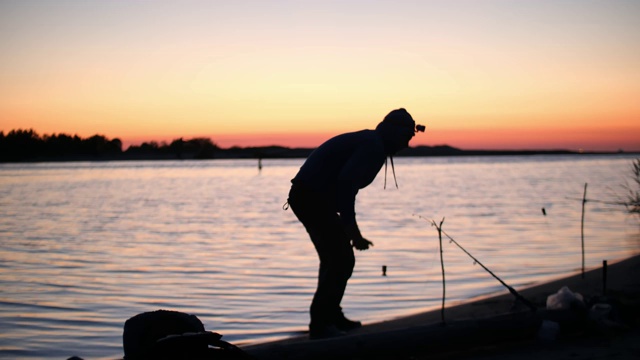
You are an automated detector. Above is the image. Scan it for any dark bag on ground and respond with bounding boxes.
[123,310,250,359]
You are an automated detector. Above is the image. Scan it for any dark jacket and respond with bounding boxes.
[291,119,414,229]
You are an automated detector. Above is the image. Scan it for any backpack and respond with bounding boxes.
[123,310,250,359]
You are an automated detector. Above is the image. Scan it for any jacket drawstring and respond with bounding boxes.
[383,156,399,189]
[390,156,399,189]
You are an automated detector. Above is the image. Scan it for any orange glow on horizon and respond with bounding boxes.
[2,2,639,154]
[116,126,640,153]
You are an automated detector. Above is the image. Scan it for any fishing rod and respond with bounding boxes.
[437,226,538,312]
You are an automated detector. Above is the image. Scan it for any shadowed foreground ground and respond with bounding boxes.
[243,254,640,360]
[66,253,640,359]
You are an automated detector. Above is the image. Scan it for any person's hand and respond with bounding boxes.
[352,237,374,251]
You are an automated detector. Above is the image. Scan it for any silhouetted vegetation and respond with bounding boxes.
[0,129,123,162]
[126,137,219,159]
[1,128,633,163]
[624,158,640,216]
[0,129,222,162]
[0,129,314,162]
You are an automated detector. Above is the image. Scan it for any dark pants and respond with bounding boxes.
[288,184,355,327]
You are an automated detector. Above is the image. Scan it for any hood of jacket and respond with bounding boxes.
[375,108,416,155]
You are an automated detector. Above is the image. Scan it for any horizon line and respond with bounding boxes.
[2,128,639,154]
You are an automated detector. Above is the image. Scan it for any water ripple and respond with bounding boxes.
[1,156,639,359]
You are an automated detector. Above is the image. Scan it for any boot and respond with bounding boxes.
[334,314,362,332]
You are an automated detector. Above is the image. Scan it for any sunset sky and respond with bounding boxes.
[1,1,639,151]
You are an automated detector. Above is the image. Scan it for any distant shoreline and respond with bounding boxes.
[3,129,636,163]
[2,145,637,163]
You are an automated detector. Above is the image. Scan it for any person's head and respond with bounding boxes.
[376,108,420,154]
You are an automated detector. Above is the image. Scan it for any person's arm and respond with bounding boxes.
[335,145,384,250]
[334,181,370,250]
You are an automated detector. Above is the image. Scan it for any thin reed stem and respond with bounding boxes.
[581,183,588,279]
[431,218,446,323]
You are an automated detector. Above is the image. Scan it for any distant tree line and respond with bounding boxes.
[0,129,219,162]
[0,129,123,162]
[3,128,619,163]
[125,137,219,159]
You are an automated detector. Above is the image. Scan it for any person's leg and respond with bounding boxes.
[308,221,354,328]
[288,186,356,336]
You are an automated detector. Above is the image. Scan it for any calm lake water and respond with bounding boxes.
[1,155,639,359]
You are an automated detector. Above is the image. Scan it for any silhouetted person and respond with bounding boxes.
[287,108,424,339]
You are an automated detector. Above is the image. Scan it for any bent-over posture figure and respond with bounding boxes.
[288,108,423,339]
